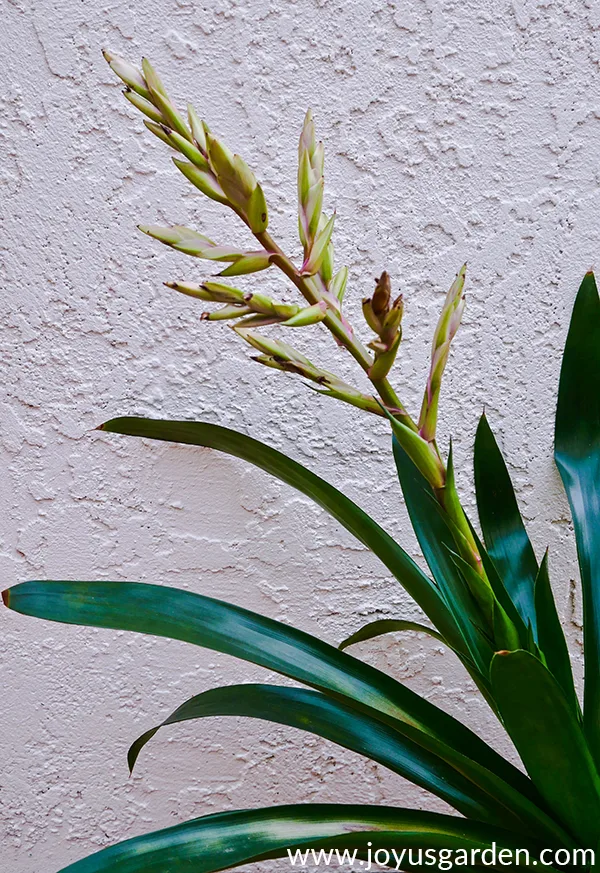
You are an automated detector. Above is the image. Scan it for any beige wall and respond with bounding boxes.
[2,0,598,869]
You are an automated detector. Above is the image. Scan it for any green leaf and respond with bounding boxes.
[392,439,492,673]
[555,271,600,764]
[474,414,538,636]
[339,619,445,651]
[245,182,268,233]
[55,804,549,873]
[534,551,578,715]
[339,619,497,710]
[491,649,600,847]
[127,683,530,829]
[448,552,520,653]
[98,416,462,651]
[468,525,530,651]
[386,414,445,490]
[3,580,538,809]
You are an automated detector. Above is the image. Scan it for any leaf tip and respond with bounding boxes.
[127,749,137,775]
[2,588,10,608]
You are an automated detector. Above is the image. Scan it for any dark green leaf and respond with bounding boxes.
[392,439,492,672]
[128,683,533,830]
[99,416,461,650]
[449,552,520,653]
[474,414,538,636]
[534,552,578,715]
[3,580,537,806]
[555,271,600,764]
[339,627,503,741]
[339,619,445,651]
[56,803,549,873]
[468,525,530,651]
[491,649,600,847]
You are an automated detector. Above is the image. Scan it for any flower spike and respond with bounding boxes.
[419,264,467,442]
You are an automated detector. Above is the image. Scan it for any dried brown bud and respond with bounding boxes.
[371,271,392,317]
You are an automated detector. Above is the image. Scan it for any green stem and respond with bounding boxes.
[435,484,485,578]
[257,230,488,590]
[256,231,416,431]
[254,229,495,613]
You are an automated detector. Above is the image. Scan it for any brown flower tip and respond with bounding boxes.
[372,271,391,316]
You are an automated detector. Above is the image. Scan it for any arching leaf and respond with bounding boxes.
[127,683,529,830]
[98,416,462,651]
[56,803,551,873]
[3,579,535,804]
[339,619,445,651]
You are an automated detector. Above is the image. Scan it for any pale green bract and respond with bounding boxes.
[3,50,599,872]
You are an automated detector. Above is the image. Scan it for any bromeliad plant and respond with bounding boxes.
[4,51,600,871]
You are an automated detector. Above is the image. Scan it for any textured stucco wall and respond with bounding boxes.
[2,0,600,869]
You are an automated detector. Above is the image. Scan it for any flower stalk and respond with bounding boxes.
[419,265,466,443]
[104,49,492,613]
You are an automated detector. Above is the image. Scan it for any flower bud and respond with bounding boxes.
[123,88,163,123]
[165,281,245,304]
[144,120,177,149]
[201,304,252,321]
[312,141,324,177]
[206,134,268,231]
[141,226,272,275]
[239,292,278,316]
[245,184,269,233]
[201,282,246,303]
[163,128,209,170]
[139,224,213,252]
[330,267,349,304]
[218,251,272,276]
[164,281,213,301]
[141,57,167,97]
[234,329,312,366]
[172,158,228,204]
[148,89,192,142]
[362,298,382,335]
[419,264,467,442]
[380,294,404,345]
[297,111,328,258]
[298,109,316,158]
[187,104,207,153]
[301,214,335,276]
[280,301,327,327]
[103,50,150,100]
[372,271,392,318]
[297,148,312,203]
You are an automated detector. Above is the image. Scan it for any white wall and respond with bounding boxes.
[2,0,600,869]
